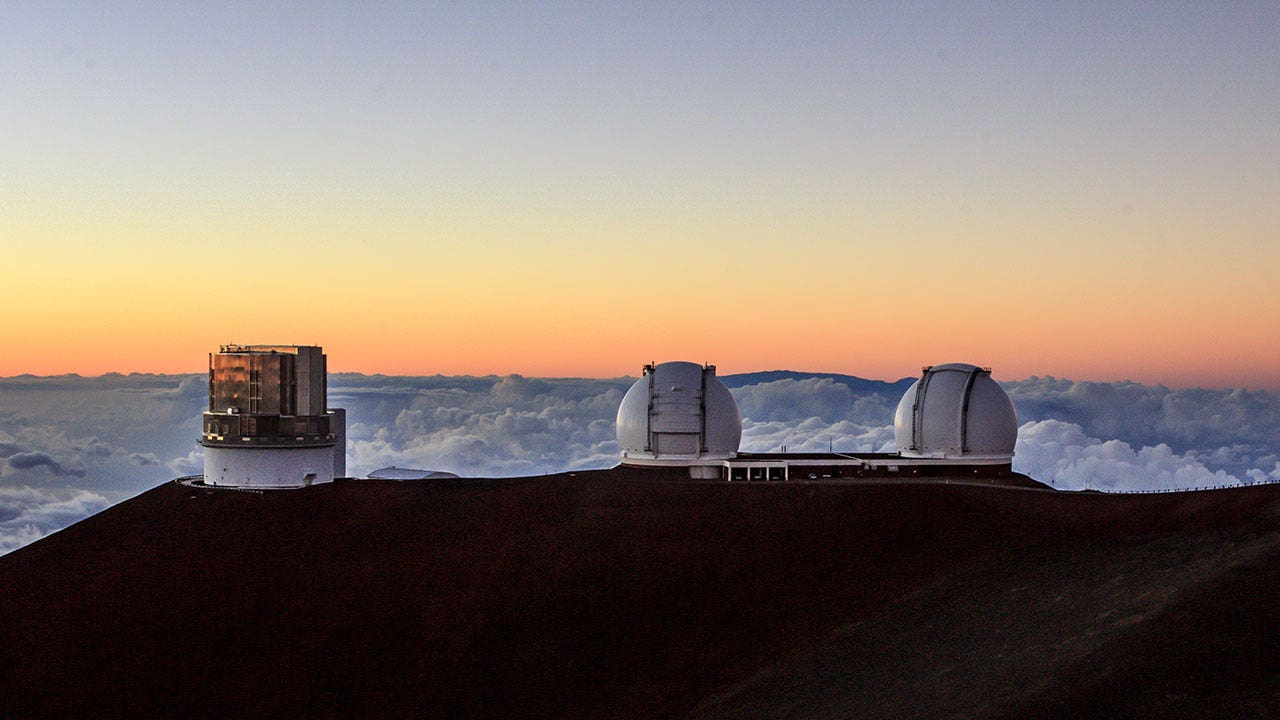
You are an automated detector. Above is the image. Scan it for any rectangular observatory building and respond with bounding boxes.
[201,344,346,487]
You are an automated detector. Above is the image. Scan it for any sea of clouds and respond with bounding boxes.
[2,371,1278,553]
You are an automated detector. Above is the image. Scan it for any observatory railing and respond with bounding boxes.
[173,475,266,495]
[1046,477,1280,494]
[173,473,1280,495]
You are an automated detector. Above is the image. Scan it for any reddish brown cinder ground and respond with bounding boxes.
[3,468,1280,719]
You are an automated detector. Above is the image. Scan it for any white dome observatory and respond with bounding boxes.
[893,363,1017,462]
[617,362,741,478]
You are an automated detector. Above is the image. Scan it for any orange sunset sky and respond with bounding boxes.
[2,4,1277,389]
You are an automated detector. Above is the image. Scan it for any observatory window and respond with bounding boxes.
[248,368,262,414]
[768,467,786,482]
[749,467,765,482]
[730,467,748,482]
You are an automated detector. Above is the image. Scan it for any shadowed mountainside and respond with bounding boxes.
[3,469,1280,718]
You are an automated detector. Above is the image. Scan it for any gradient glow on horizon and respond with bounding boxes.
[2,3,1278,388]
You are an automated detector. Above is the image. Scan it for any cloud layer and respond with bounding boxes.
[335,374,630,478]
[1,371,1277,554]
[1005,377,1280,484]
[1013,420,1255,492]
[0,485,110,554]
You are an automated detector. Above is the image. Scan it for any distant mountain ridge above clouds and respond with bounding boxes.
[323,371,919,409]
[719,371,916,396]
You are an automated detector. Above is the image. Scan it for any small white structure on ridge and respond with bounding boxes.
[368,466,460,481]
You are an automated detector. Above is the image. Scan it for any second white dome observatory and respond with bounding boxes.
[893,363,1018,462]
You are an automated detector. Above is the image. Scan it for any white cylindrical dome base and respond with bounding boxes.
[202,444,338,488]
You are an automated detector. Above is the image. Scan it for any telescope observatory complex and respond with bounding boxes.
[192,343,1017,488]
[617,361,1018,481]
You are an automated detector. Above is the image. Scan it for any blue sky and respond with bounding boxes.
[3,2,1278,385]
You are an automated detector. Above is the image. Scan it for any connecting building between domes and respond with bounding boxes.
[615,360,1019,482]
[200,344,346,488]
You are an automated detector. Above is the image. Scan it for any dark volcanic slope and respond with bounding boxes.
[4,471,1280,719]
